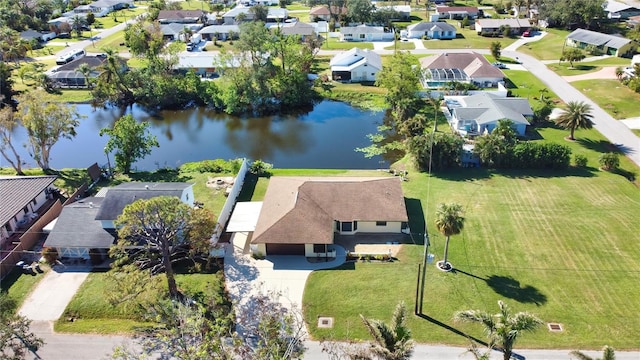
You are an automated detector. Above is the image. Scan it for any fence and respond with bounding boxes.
[0,200,62,280]
[63,183,88,206]
[210,158,249,246]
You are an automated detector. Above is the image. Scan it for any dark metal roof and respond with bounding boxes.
[94,182,193,220]
[0,176,57,226]
[44,197,116,249]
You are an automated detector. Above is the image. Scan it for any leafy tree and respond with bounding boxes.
[112,196,216,299]
[92,47,136,107]
[371,8,400,27]
[249,4,269,22]
[0,294,44,360]
[16,89,81,171]
[473,132,511,167]
[375,52,421,124]
[407,131,463,171]
[434,202,465,270]
[554,100,593,140]
[70,14,87,38]
[570,345,616,360]
[538,0,606,29]
[99,114,159,174]
[490,41,501,60]
[454,301,543,360]
[0,27,31,63]
[0,107,25,175]
[561,48,586,68]
[347,0,374,24]
[86,12,96,25]
[360,301,415,360]
[598,152,619,171]
[0,61,14,106]
[124,21,164,60]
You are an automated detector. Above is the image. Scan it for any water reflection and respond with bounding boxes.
[8,101,383,170]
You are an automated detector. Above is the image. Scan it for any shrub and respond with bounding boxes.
[252,251,265,260]
[180,159,241,173]
[249,160,273,177]
[42,247,58,264]
[573,154,588,167]
[599,152,620,171]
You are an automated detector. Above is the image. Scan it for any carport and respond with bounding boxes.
[226,202,263,254]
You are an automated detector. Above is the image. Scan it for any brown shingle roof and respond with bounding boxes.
[0,176,57,226]
[157,10,205,20]
[435,6,478,12]
[252,177,408,245]
[309,5,347,16]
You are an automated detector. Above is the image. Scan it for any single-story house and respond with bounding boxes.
[47,16,72,29]
[43,197,115,260]
[330,47,382,83]
[309,5,348,22]
[94,182,195,228]
[565,28,637,57]
[158,10,206,24]
[246,177,409,256]
[475,18,531,36]
[222,7,288,24]
[198,24,240,40]
[605,0,640,20]
[20,29,57,42]
[161,23,188,41]
[49,54,127,88]
[175,53,219,77]
[72,0,133,17]
[419,52,505,88]
[406,22,456,39]
[280,21,317,38]
[374,5,411,20]
[1,176,58,250]
[339,24,394,42]
[434,6,480,19]
[444,92,533,136]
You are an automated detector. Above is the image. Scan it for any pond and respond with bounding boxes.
[8,101,389,171]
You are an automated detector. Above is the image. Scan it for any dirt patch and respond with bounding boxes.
[563,66,618,82]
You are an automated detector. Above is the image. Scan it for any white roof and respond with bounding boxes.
[227,202,263,232]
[177,53,217,68]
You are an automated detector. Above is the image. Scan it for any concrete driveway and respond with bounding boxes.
[18,265,91,321]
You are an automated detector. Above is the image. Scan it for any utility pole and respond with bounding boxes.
[418,232,430,314]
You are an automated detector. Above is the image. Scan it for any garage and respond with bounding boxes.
[265,243,305,255]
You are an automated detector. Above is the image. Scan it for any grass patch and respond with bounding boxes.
[85,31,128,53]
[384,41,416,50]
[92,8,147,30]
[322,38,374,50]
[547,58,630,76]
[421,25,516,50]
[318,82,387,111]
[0,266,50,312]
[56,270,225,334]
[304,126,640,349]
[0,167,92,196]
[518,28,571,60]
[503,69,561,109]
[571,79,640,119]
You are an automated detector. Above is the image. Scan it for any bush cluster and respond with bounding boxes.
[180,159,243,174]
[508,142,572,169]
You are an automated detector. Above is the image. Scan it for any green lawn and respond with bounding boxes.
[422,25,517,50]
[323,37,374,50]
[547,57,631,76]
[0,266,50,312]
[571,79,640,119]
[92,8,147,30]
[384,41,416,51]
[84,31,128,53]
[503,69,561,109]
[518,28,571,60]
[304,127,640,349]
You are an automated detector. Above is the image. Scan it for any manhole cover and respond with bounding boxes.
[317,317,334,328]
[547,323,563,332]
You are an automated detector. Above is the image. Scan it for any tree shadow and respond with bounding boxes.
[451,269,547,305]
[416,313,489,347]
[485,275,547,305]
[122,168,191,183]
[404,198,425,245]
[576,138,620,154]
[237,172,258,202]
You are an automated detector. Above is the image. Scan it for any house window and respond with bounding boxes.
[23,206,29,214]
[32,198,37,206]
[313,244,326,253]
[359,34,365,39]
[376,221,387,226]
[341,222,352,232]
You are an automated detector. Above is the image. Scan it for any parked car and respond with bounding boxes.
[522,30,531,37]
[492,62,507,69]
[186,43,194,51]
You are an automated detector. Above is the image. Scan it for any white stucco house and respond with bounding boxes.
[339,24,394,42]
[330,47,382,83]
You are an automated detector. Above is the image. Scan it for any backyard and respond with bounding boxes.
[304,125,640,349]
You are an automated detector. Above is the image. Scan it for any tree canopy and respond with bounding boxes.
[538,0,606,29]
[0,295,44,360]
[375,51,421,123]
[554,100,594,140]
[100,114,159,174]
[434,202,465,270]
[0,107,25,175]
[112,196,216,298]
[360,301,415,360]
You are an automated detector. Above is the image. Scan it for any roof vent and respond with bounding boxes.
[145,185,149,190]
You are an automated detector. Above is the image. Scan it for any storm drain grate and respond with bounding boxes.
[547,323,563,332]
[317,317,334,328]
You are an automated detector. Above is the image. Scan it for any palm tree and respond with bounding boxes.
[454,300,543,360]
[434,202,465,271]
[554,101,594,140]
[360,302,415,360]
[76,63,93,89]
[570,345,616,360]
[71,15,88,38]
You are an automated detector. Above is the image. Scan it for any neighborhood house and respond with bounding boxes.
[419,52,505,88]
[339,24,394,42]
[330,47,382,83]
[475,18,531,36]
[565,28,637,57]
[229,177,409,256]
[405,22,457,39]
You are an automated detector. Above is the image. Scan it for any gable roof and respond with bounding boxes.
[340,24,386,35]
[420,52,504,79]
[567,28,632,49]
[605,0,638,13]
[252,177,408,245]
[20,29,43,40]
[56,55,108,71]
[309,5,347,16]
[476,18,531,28]
[0,176,57,226]
[408,21,456,33]
[435,6,478,13]
[161,22,187,35]
[452,93,532,125]
[44,197,116,249]
[94,182,194,220]
[330,47,382,71]
[199,24,240,34]
[158,10,205,21]
[281,21,316,36]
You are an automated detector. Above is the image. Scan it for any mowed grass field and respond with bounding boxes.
[571,79,640,119]
[304,126,640,349]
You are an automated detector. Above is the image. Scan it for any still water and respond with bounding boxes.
[9,101,387,171]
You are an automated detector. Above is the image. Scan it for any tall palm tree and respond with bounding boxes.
[434,202,465,270]
[554,101,594,140]
[76,63,93,89]
[454,300,543,360]
[360,301,415,360]
[570,345,616,360]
